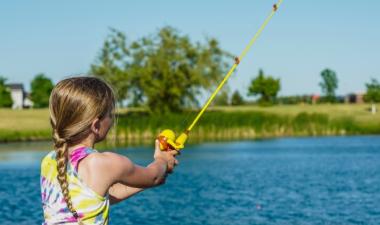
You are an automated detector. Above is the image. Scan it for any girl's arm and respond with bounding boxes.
[80,140,178,198]
[103,154,170,188]
[108,141,179,205]
[108,183,144,205]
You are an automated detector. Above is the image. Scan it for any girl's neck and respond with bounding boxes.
[68,137,95,154]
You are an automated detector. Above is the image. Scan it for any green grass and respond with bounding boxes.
[0,109,51,142]
[0,104,379,143]
[0,109,50,131]
[212,104,380,123]
[114,104,380,145]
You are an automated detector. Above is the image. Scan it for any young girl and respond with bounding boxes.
[40,77,178,225]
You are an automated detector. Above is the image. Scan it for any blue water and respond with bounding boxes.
[0,136,379,225]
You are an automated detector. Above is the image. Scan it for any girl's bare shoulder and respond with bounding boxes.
[81,151,134,176]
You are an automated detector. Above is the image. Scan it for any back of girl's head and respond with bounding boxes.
[49,76,115,147]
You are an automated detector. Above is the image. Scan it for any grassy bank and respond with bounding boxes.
[0,109,51,142]
[0,104,379,144]
[114,107,380,145]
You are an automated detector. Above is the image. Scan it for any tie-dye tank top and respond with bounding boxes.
[40,147,110,224]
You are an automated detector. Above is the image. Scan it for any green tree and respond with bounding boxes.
[0,77,13,108]
[30,73,54,108]
[364,78,380,103]
[90,29,131,106]
[319,68,338,103]
[248,69,280,105]
[231,90,244,105]
[214,90,229,106]
[91,27,231,113]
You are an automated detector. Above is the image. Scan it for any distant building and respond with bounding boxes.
[6,83,33,109]
[345,93,364,104]
[24,93,34,108]
[311,94,320,104]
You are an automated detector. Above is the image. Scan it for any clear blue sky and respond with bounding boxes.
[0,0,379,98]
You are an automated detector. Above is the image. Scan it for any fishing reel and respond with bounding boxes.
[158,129,188,151]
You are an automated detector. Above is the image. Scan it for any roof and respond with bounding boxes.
[6,83,24,90]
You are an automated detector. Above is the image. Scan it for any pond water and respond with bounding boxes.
[0,136,379,225]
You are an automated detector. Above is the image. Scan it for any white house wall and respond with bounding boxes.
[10,89,24,109]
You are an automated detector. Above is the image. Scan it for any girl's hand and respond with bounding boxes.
[154,139,179,173]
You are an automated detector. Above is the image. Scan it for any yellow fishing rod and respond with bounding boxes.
[158,0,284,151]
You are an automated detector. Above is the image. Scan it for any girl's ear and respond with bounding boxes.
[91,118,101,135]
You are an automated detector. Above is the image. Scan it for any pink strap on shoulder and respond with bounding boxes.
[69,147,89,171]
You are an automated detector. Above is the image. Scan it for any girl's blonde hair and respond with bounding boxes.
[49,76,115,223]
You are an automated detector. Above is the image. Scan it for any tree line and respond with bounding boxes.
[0,26,379,111]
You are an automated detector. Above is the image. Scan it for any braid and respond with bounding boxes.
[53,129,83,224]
